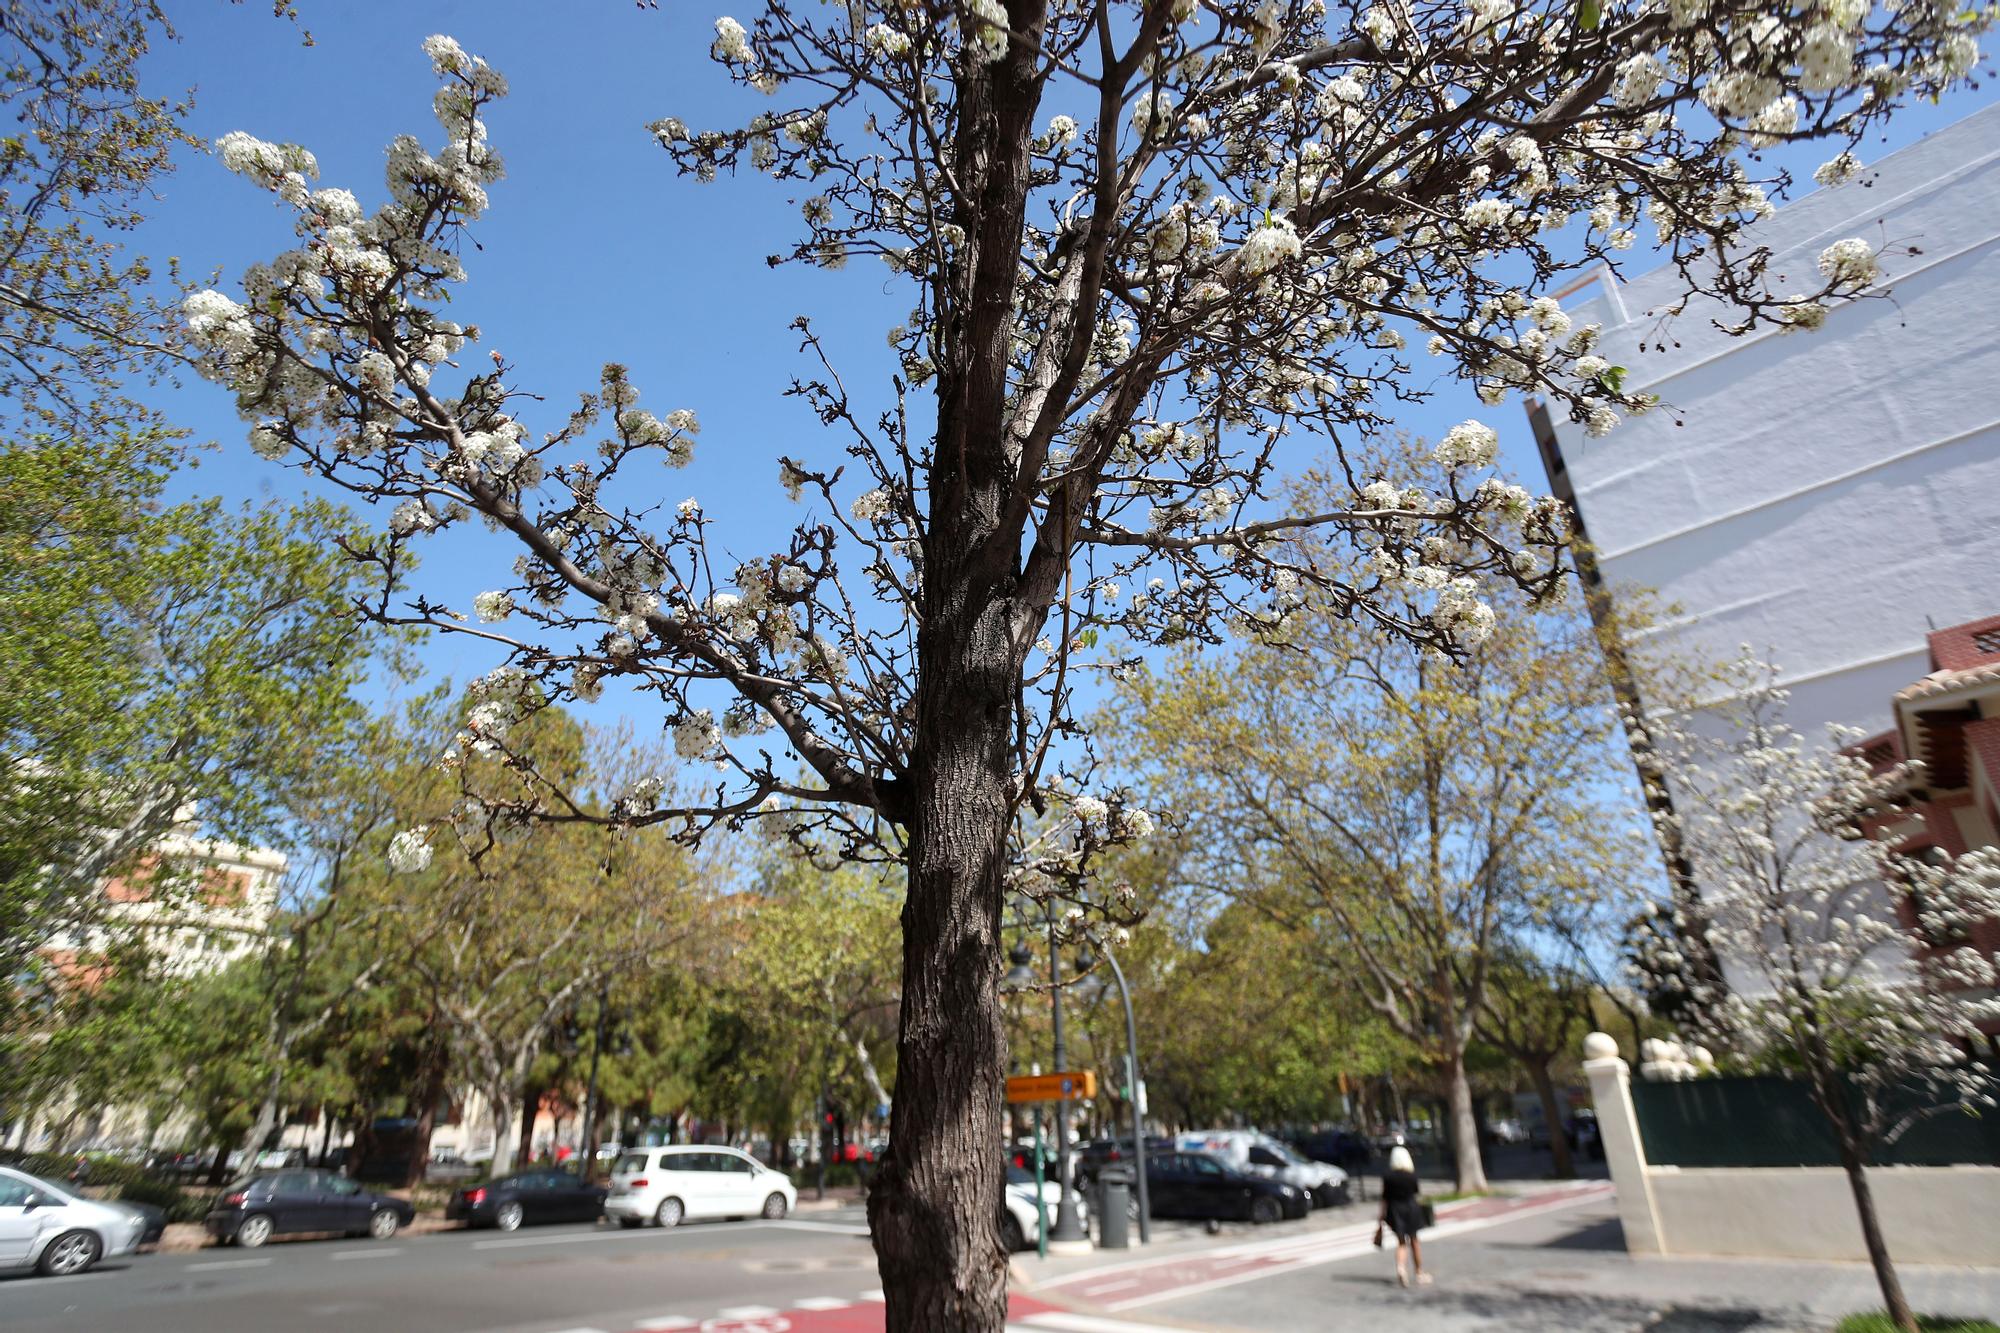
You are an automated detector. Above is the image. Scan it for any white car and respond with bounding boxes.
[1174,1131,1349,1207]
[0,1165,149,1277]
[1000,1162,1090,1251]
[603,1146,797,1228]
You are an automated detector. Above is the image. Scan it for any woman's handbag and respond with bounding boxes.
[1372,1223,1384,1248]
[1420,1200,1437,1229]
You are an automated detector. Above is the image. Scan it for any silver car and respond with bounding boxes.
[0,1165,148,1276]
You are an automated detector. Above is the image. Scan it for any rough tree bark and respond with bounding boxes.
[866,598,1017,1331]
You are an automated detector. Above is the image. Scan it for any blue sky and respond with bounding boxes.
[136,2,1999,721]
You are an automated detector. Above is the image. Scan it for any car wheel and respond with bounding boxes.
[36,1230,102,1277]
[653,1197,683,1228]
[237,1213,275,1249]
[998,1212,1025,1252]
[760,1193,789,1220]
[368,1208,400,1240]
[1250,1196,1282,1225]
[494,1201,524,1232]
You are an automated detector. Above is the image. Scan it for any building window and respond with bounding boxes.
[1973,627,2000,654]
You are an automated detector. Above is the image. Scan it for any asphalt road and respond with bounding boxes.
[0,1208,883,1333]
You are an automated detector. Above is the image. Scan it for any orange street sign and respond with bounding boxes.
[1005,1071,1098,1104]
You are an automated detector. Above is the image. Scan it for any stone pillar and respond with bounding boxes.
[1582,1031,1666,1255]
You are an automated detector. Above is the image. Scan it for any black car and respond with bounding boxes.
[1142,1151,1308,1224]
[1073,1136,1175,1187]
[204,1170,415,1248]
[446,1170,607,1231]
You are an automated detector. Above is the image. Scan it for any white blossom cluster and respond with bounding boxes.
[183,4,1989,884]
[1629,663,1999,1139]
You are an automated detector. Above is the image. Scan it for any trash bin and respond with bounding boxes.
[1095,1166,1133,1249]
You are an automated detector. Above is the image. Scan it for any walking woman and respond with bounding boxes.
[1375,1145,1431,1287]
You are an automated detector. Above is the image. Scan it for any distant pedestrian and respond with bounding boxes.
[1374,1145,1431,1287]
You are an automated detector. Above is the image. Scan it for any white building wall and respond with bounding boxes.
[1535,102,2000,741]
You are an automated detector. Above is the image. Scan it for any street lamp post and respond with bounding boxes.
[1042,910,1089,1250]
[1077,944,1150,1244]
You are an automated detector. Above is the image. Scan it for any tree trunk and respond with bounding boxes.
[1840,1143,1917,1332]
[865,584,1016,1330]
[1528,1061,1575,1179]
[516,1078,540,1167]
[401,1056,448,1188]
[1444,1052,1489,1194]
[489,1084,519,1176]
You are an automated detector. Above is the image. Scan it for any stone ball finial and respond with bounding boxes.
[1583,1031,1620,1061]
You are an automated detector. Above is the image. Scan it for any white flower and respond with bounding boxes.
[1817,237,1879,287]
[421,34,468,74]
[1461,198,1515,229]
[850,488,893,523]
[966,0,1010,62]
[865,22,913,58]
[677,497,702,519]
[387,826,434,874]
[390,499,437,536]
[1814,152,1861,188]
[1237,219,1302,276]
[712,16,753,63]
[776,563,811,594]
[1433,419,1499,468]
[1612,53,1664,108]
[1072,795,1109,824]
[474,590,514,622]
[248,425,287,460]
[673,709,721,759]
[1047,114,1078,145]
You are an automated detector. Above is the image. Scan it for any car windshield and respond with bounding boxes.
[1261,1141,1310,1166]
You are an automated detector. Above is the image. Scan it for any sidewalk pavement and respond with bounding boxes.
[1098,1189,2000,1333]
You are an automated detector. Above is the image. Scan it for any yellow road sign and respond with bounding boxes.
[1005,1071,1098,1104]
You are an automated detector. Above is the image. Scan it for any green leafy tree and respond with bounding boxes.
[0,430,387,1043]
[0,0,194,433]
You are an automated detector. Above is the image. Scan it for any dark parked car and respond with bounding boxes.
[1073,1136,1175,1186]
[446,1170,607,1231]
[204,1170,414,1248]
[1142,1151,1308,1224]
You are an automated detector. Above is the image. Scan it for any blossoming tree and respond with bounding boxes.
[184,2,1985,1324]
[1631,670,2000,1333]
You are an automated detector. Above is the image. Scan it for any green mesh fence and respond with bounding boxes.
[1630,1075,2000,1168]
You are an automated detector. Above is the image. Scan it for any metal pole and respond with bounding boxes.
[1101,947,1150,1244]
[1046,906,1086,1246]
[1032,1107,1047,1258]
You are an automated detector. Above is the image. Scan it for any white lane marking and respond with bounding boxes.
[331,1247,400,1261]
[759,1218,872,1237]
[544,1327,609,1333]
[1023,1315,1220,1333]
[716,1308,780,1319]
[1107,1187,1613,1312]
[472,1227,705,1251]
[635,1319,697,1331]
[861,1288,886,1301]
[185,1257,272,1272]
[793,1298,853,1310]
[1077,1276,1142,1296]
